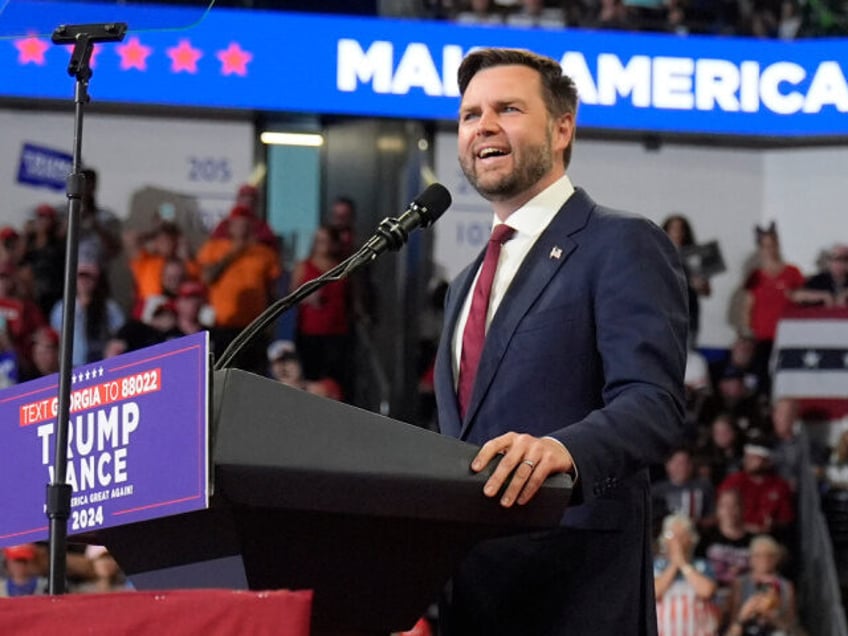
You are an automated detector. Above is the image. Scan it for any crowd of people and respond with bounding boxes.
[180,0,848,39]
[0,171,363,388]
[227,0,848,40]
[1,165,847,631]
[0,543,130,598]
[2,177,848,629]
[449,0,824,38]
[649,214,848,635]
[0,172,370,599]
[430,0,800,38]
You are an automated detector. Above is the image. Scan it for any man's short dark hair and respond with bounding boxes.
[457,48,579,169]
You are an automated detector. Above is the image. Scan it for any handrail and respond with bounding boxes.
[796,425,848,636]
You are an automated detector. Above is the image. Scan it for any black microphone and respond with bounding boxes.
[361,183,452,258]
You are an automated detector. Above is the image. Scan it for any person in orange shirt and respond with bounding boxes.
[125,221,198,318]
[208,183,278,249]
[197,205,281,371]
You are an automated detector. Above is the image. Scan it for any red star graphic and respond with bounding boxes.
[14,36,50,66]
[167,39,203,74]
[116,36,152,71]
[63,43,102,69]
[217,42,252,77]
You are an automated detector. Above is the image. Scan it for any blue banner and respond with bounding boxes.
[3,1,848,137]
[16,143,72,191]
[0,332,209,547]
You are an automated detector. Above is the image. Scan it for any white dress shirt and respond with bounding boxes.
[451,174,576,382]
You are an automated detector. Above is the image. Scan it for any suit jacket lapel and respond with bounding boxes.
[459,189,596,439]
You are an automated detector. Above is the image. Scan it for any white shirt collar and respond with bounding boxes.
[491,174,575,238]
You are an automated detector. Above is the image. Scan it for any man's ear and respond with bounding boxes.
[552,112,575,167]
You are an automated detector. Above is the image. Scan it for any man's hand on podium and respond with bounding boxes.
[471,433,574,508]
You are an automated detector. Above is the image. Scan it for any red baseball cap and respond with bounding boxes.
[35,204,57,219]
[0,226,19,242]
[4,544,36,561]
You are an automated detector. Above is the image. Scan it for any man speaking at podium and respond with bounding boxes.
[434,48,689,635]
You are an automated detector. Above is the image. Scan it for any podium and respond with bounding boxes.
[95,369,571,634]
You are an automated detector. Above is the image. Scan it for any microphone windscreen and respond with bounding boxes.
[414,183,452,227]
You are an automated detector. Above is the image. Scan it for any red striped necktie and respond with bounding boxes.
[457,224,515,418]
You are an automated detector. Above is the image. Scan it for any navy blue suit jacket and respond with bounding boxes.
[434,189,690,635]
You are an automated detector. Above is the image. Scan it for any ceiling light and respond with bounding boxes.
[260,132,324,147]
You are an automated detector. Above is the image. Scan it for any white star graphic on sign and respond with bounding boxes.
[802,350,821,368]
[71,373,77,384]
[98,367,104,377]
[84,369,91,381]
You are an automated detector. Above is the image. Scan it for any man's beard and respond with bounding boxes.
[460,132,554,202]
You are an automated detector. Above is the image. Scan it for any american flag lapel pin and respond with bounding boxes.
[550,246,563,260]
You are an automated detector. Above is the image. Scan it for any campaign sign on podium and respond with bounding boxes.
[0,332,209,548]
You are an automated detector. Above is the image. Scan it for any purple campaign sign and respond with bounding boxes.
[0,332,209,548]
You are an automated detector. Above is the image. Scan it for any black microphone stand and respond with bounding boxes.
[46,22,126,595]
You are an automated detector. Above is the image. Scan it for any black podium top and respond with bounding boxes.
[212,369,571,526]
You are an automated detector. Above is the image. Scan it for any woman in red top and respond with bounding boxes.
[742,223,804,394]
[291,225,350,389]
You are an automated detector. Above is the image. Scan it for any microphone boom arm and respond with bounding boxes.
[214,240,375,371]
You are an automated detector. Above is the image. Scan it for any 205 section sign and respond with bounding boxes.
[0,332,209,547]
